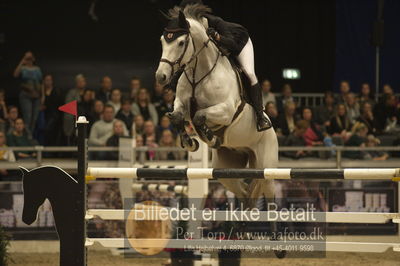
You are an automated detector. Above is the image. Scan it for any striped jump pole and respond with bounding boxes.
[87,167,400,181]
[74,116,400,263]
[132,183,187,195]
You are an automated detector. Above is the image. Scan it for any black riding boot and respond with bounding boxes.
[249,83,272,131]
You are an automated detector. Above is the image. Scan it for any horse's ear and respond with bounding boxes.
[178,10,188,29]
[201,17,209,29]
[19,166,29,176]
[158,10,170,26]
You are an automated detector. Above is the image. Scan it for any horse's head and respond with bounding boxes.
[156,4,211,86]
[20,167,46,225]
[156,10,193,86]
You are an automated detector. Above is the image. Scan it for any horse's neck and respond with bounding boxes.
[180,20,239,107]
[186,27,221,81]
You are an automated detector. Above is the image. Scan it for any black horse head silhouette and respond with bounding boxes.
[21,166,83,266]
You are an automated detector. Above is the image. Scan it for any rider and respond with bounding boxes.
[166,0,272,131]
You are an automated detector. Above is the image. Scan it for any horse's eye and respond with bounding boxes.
[179,41,184,47]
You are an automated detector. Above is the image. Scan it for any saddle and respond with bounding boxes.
[227,56,252,104]
[209,56,251,144]
[211,37,252,103]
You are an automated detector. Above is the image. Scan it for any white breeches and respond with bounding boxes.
[237,38,258,86]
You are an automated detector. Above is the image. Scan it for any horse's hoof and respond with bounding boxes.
[170,112,184,126]
[271,233,287,259]
[274,250,287,259]
[211,137,221,149]
[188,138,199,152]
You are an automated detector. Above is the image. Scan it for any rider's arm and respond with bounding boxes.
[205,14,242,53]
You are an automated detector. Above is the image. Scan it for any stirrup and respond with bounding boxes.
[256,113,272,132]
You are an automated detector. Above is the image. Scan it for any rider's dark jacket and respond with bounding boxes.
[205,14,249,56]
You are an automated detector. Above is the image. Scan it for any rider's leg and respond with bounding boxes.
[237,38,271,131]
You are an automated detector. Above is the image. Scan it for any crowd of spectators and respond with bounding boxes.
[263,80,399,160]
[1,51,400,166]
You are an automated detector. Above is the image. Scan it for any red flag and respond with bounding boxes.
[58,100,77,116]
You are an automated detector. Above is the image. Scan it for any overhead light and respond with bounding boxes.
[283,68,301,80]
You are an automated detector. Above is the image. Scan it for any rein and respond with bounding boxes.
[183,37,220,98]
[160,29,222,127]
[159,33,190,77]
[160,32,221,96]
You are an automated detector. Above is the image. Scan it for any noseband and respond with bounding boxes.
[159,30,191,76]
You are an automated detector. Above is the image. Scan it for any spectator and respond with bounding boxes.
[314,91,335,128]
[6,118,36,159]
[41,74,63,146]
[0,132,16,176]
[5,106,19,134]
[157,129,184,160]
[78,89,95,131]
[328,104,352,136]
[265,102,279,130]
[92,100,104,123]
[337,80,350,104]
[344,123,369,159]
[0,89,8,133]
[143,120,157,143]
[157,89,174,120]
[301,107,324,146]
[261,79,276,106]
[105,120,126,160]
[133,114,145,136]
[65,74,87,103]
[276,83,294,113]
[344,93,360,124]
[97,76,113,104]
[107,88,122,113]
[143,120,158,160]
[129,77,142,102]
[136,134,144,147]
[374,94,399,134]
[277,101,298,136]
[283,120,309,159]
[152,81,164,107]
[366,135,389,161]
[355,102,379,135]
[116,99,135,132]
[359,83,375,107]
[13,51,42,133]
[156,115,177,140]
[132,88,158,125]
[382,84,394,97]
[63,74,87,144]
[88,105,128,147]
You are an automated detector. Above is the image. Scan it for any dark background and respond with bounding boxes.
[0,0,399,103]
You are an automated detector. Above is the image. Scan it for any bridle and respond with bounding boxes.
[159,29,221,93]
[159,29,191,76]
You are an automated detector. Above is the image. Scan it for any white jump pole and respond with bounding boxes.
[187,136,208,239]
[118,137,136,209]
[87,167,400,181]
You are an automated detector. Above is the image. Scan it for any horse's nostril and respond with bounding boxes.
[162,74,167,81]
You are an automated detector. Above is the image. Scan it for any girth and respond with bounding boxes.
[190,66,246,145]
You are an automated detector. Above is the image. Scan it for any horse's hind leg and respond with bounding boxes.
[212,148,248,200]
[247,129,278,203]
[248,130,286,258]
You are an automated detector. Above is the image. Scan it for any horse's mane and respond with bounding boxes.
[167,4,212,22]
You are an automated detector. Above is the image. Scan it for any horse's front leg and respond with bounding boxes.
[168,101,199,152]
[193,102,235,149]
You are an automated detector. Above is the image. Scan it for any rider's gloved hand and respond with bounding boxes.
[207,27,220,41]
